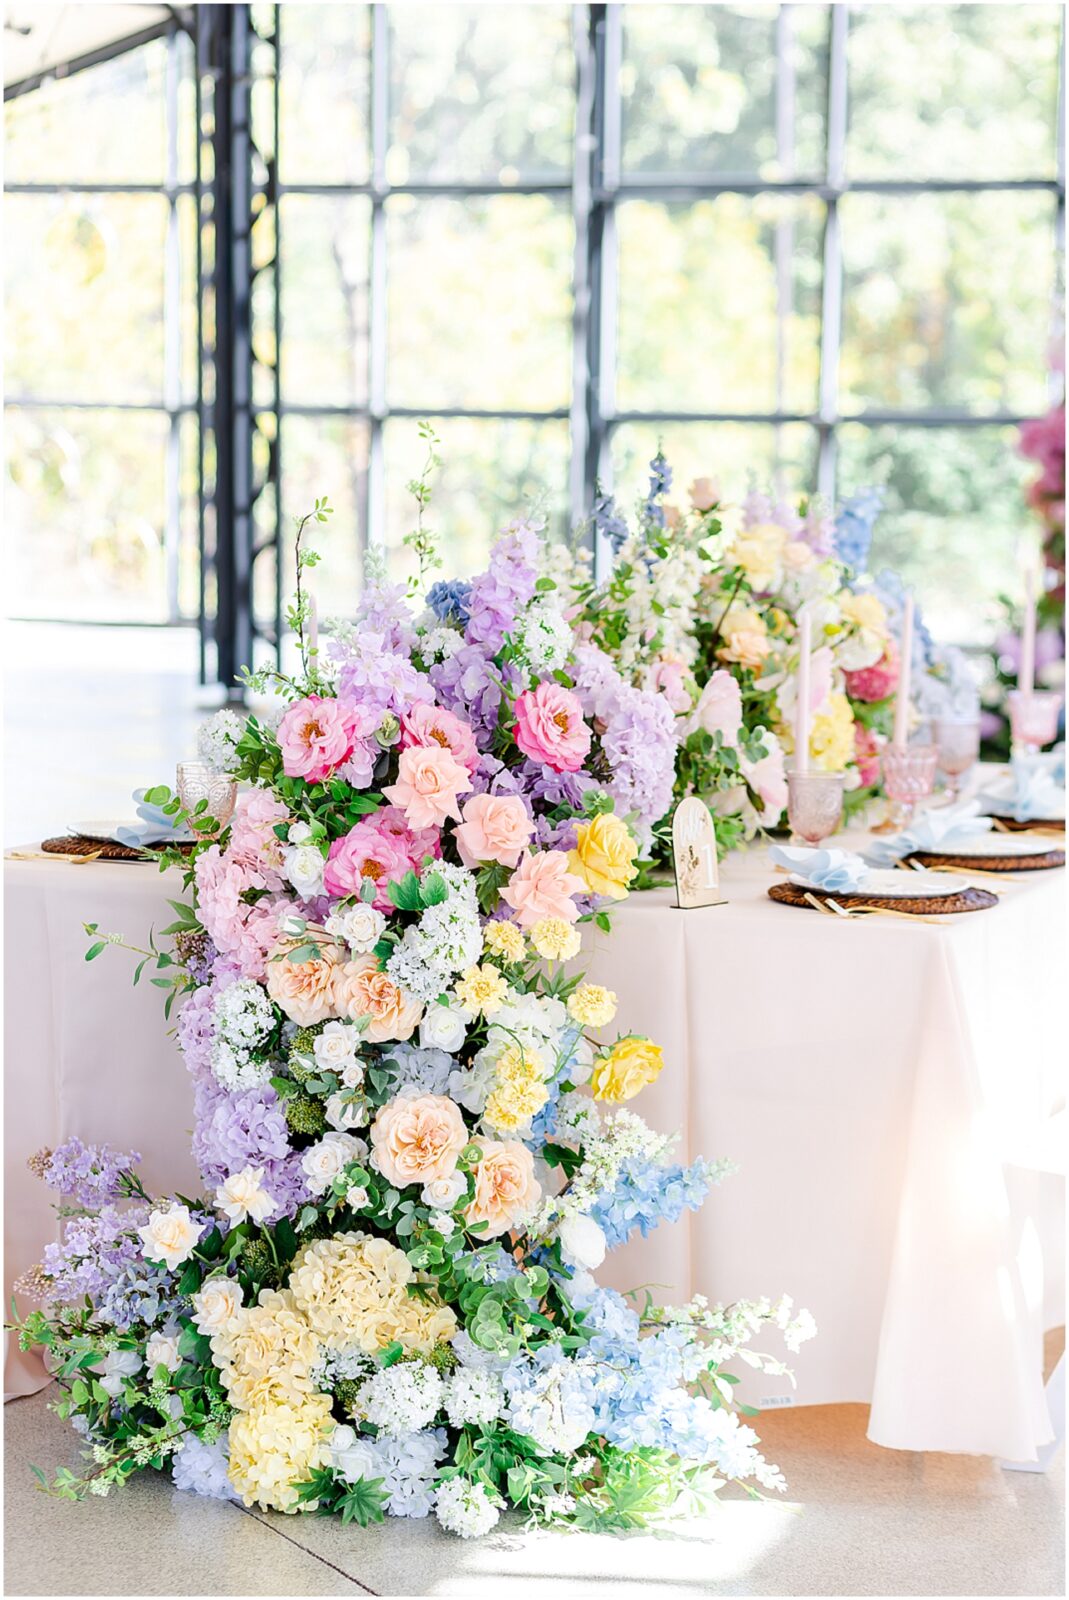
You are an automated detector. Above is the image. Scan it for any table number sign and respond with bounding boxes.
[672,797,726,909]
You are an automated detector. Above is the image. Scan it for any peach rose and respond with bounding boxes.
[265,936,344,1026]
[382,743,472,829]
[689,476,720,512]
[453,792,535,869]
[464,1137,541,1239]
[499,850,585,929]
[370,1094,468,1188]
[331,954,423,1042]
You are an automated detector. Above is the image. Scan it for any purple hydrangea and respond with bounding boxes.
[572,643,676,842]
[430,644,520,741]
[42,1137,141,1209]
[41,1203,180,1328]
[464,520,542,652]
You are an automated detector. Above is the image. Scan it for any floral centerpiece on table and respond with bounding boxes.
[13,475,813,1536]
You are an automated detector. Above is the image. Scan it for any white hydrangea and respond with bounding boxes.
[386,930,453,1005]
[435,1477,500,1539]
[356,1361,444,1438]
[442,1368,504,1429]
[413,897,483,977]
[210,979,276,1090]
[196,709,245,774]
[373,1429,448,1518]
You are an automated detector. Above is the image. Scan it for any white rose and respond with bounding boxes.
[421,1171,467,1210]
[214,1166,276,1225]
[346,1184,369,1210]
[326,1090,369,1132]
[284,843,326,899]
[288,821,313,845]
[279,912,307,938]
[419,1003,468,1053]
[313,1020,360,1073]
[97,1349,142,1398]
[301,1131,365,1196]
[330,903,386,955]
[836,632,883,672]
[191,1276,244,1337]
[782,540,816,573]
[145,1331,182,1373]
[138,1204,203,1271]
[557,1213,607,1271]
[330,1424,381,1483]
[429,1210,456,1238]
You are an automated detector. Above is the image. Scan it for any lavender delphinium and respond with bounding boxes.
[592,491,629,556]
[464,518,541,651]
[39,1137,142,1209]
[643,453,673,528]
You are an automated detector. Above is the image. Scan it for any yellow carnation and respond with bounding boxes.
[567,982,617,1029]
[810,691,856,772]
[567,813,638,901]
[591,1036,664,1103]
[484,1076,550,1133]
[483,921,526,964]
[227,1395,333,1512]
[529,917,582,962]
[454,963,509,1017]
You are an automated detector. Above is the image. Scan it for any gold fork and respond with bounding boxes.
[6,848,105,866]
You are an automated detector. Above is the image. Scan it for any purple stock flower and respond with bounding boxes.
[334,632,435,718]
[43,1138,142,1209]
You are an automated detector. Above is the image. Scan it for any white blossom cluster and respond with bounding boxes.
[416,623,464,663]
[434,1477,500,1539]
[386,868,482,1002]
[648,1292,817,1366]
[441,1367,504,1429]
[355,1360,444,1438]
[210,979,276,1090]
[311,1343,374,1397]
[517,600,573,675]
[196,709,245,775]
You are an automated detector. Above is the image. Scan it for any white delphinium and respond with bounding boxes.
[442,1368,504,1429]
[413,895,483,978]
[325,903,386,956]
[356,1361,444,1438]
[530,1110,677,1235]
[504,1357,598,1455]
[197,709,245,774]
[435,1477,501,1539]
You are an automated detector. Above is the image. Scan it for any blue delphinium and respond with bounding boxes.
[643,452,673,528]
[590,1154,715,1250]
[425,578,473,627]
[591,490,630,556]
[833,487,883,574]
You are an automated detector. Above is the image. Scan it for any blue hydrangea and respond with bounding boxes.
[425,579,473,626]
[833,487,883,574]
[589,1154,714,1250]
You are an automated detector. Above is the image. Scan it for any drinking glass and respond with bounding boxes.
[882,743,939,829]
[933,716,981,800]
[786,771,845,846]
[1007,690,1063,754]
[176,762,237,835]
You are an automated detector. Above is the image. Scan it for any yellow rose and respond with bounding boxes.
[810,692,856,772]
[567,813,638,901]
[840,592,887,632]
[567,983,617,1028]
[530,917,582,962]
[730,522,787,589]
[591,1035,664,1103]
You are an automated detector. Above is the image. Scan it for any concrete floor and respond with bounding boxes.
[4,1378,1064,1599]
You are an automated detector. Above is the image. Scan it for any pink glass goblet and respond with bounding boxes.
[1007,689,1063,754]
[933,716,981,800]
[786,771,845,846]
[882,742,939,830]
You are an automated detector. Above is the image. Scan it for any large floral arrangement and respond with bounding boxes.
[14,491,813,1537]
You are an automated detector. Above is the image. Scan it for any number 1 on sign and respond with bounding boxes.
[701,843,717,890]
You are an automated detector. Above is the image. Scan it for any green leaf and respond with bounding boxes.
[84,942,106,962]
[386,870,423,912]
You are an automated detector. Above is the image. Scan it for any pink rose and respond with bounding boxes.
[370,1094,468,1188]
[382,744,472,830]
[513,681,592,773]
[464,1137,541,1239]
[854,723,882,788]
[373,804,441,867]
[400,704,478,774]
[692,670,742,743]
[453,793,534,869]
[331,955,423,1042]
[689,476,720,512]
[499,850,584,929]
[277,695,360,783]
[324,816,421,911]
[645,656,692,714]
[740,738,788,820]
[844,644,899,704]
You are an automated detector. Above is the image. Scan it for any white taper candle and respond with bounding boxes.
[1019,558,1037,699]
[892,592,914,750]
[795,613,812,773]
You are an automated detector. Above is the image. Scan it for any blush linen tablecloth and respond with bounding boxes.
[4,842,1065,1460]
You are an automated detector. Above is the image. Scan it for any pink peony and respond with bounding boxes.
[400,703,478,774]
[692,669,742,743]
[381,743,473,830]
[513,681,592,773]
[374,804,441,868]
[644,655,692,714]
[499,850,585,928]
[844,643,899,704]
[277,695,358,783]
[453,793,535,869]
[324,815,424,911]
[854,723,882,788]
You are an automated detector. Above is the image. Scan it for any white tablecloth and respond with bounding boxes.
[5,839,1065,1459]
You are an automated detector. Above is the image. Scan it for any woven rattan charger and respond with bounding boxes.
[907,845,1065,873]
[40,835,196,863]
[767,880,999,915]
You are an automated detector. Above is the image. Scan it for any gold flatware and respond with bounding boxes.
[907,860,1013,887]
[6,848,105,865]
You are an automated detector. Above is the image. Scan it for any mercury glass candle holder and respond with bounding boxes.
[176,762,237,836]
[786,770,845,846]
[1007,689,1063,754]
[882,742,939,829]
[933,716,981,800]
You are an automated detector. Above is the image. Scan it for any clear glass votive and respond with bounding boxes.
[933,716,981,800]
[176,762,237,835]
[882,742,939,829]
[786,770,845,846]
[1007,689,1064,754]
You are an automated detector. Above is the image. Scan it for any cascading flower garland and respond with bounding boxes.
[13,493,813,1537]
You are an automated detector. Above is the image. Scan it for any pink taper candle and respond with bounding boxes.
[794,613,812,773]
[892,593,914,750]
[1019,559,1036,699]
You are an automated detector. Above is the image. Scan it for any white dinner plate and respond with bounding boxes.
[915,831,1062,859]
[790,868,970,899]
[67,820,126,842]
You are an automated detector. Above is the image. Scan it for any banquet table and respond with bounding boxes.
[5,833,1065,1461]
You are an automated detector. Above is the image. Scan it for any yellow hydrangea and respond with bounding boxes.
[483,921,526,965]
[213,1288,321,1412]
[529,917,582,962]
[454,963,509,1017]
[568,813,638,901]
[810,691,856,772]
[227,1395,334,1512]
[289,1232,455,1355]
[591,1036,664,1103]
[567,983,617,1029]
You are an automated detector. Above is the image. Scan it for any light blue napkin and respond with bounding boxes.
[113,791,194,849]
[769,845,870,893]
[980,755,1066,823]
[864,798,992,867]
